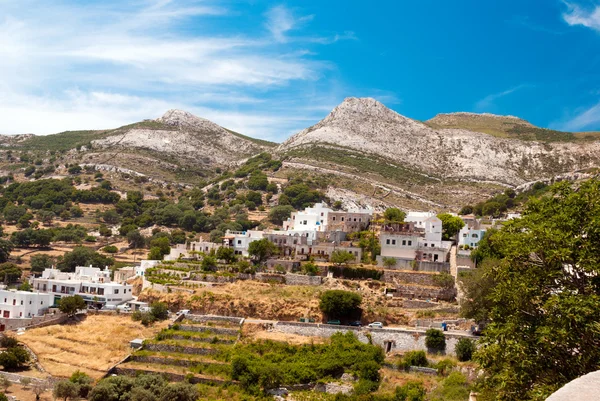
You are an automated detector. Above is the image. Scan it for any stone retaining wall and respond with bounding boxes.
[0,312,67,332]
[143,343,217,355]
[285,274,323,286]
[382,270,440,286]
[131,355,223,368]
[169,335,235,344]
[393,284,456,301]
[401,300,439,309]
[186,314,243,325]
[274,322,475,357]
[110,367,230,385]
[178,325,239,336]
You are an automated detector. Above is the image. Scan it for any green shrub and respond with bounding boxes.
[455,338,476,362]
[318,290,362,320]
[425,329,446,354]
[434,358,457,376]
[102,245,118,254]
[394,380,426,401]
[398,351,428,370]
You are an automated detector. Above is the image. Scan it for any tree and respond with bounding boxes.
[0,346,30,369]
[127,230,146,249]
[150,302,169,321]
[302,262,319,276]
[474,180,600,400]
[149,237,170,256]
[148,247,163,261]
[319,290,362,320]
[30,254,55,273]
[330,250,355,266]
[216,246,237,264]
[247,172,268,191]
[58,295,86,317]
[32,381,48,400]
[383,207,406,223]
[0,263,21,284]
[58,247,113,272]
[0,239,13,263]
[425,329,446,354]
[455,338,476,362]
[394,381,426,401]
[437,213,465,241]
[458,259,499,323]
[70,370,93,398]
[53,380,80,401]
[248,238,278,265]
[268,205,295,225]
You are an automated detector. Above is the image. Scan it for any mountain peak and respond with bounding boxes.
[156,109,226,133]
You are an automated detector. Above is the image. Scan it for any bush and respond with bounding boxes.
[455,338,476,362]
[150,302,169,321]
[398,351,428,370]
[102,245,118,254]
[0,336,18,348]
[394,381,426,401]
[425,329,446,354]
[0,346,30,370]
[434,358,457,375]
[70,370,93,397]
[319,290,362,320]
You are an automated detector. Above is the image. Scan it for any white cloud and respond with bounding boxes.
[475,85,528,111]
[0,0,353,139]
[553,101,600,131]
[562,1,600,31]
[265,5,314,43]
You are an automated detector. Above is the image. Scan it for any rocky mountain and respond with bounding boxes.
[279,97,600,185]
[0,110,275,184]
[277,97,600,209]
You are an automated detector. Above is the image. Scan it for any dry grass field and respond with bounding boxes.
[19,314,168,379]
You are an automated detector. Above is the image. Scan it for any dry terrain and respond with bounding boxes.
[19,314,168,379]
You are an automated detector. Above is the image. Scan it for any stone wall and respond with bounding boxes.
[0,312,67,332]
[111,367,229,385]
[143,343,217,355]
[274,322,476,357]
[382,271,440,286]
[186,314,243,325]
[285,274,323,286]
[393,284,456,301]
[377,257,450,273]
[178,325,239,336]
[131,355,224,368]
[401,299,439,309]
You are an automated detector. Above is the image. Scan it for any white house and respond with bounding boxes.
[377,222,452,268]
[165,241,220,261]
[222,230,265,256]
[30,266,134,307]
[282,203,332,240]
[0,290,54,319]
[458,215,487,248]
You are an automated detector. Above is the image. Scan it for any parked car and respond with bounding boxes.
[349,321,362,327]
[116,305,131,312]
[102,304,117,311]
[326,320,341,325]
[176,309,190,316]
[367,322,384,329]
[139,306,152,313]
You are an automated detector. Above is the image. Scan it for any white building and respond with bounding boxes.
[377,221,453,268]
[283,203,332,240]
[30,266,134,307]
[0,290,54,319]
[165,241,220,261]
[222,230,265,256]
[458,215,487,248]
[405,212,444,242]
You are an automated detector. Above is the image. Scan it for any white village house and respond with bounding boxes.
[0,289,54,319]
[30,266,134,307]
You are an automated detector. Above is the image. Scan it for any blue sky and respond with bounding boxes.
[1,0,600,140]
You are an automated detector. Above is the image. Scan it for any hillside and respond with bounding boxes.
[425,112,600,141]
[277,97,600,209]
[0,110,276,185]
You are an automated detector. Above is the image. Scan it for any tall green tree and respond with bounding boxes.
[248,238,278,265]
[474,180,600,400]
[437,213,465,240]
[383,207,406,223]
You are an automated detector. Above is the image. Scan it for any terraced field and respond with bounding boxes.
[115,315,242,384]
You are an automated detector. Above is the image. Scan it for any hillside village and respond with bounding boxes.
[0,105,594,401]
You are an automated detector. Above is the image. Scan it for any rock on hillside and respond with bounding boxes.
[92,109,270,166]
[279,97,600,185]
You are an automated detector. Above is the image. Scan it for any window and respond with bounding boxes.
[303,220,307,225]
[29,300,32,304]
[386,239,390,245]
[115,289,119,294]
[402,240,406,246]
[408,241,412,246]
[463,233,467,237]
[332,216,336,221]
[12,299,15,305]
[341,217,345,221]
[320,212,324,216]
[424,243,427,247]
[20,300,23,305]
[472,234,479,238]
[237,240,242,245]
[98,288,104,295]
[392,239,396,245]
[41,301,44,305]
